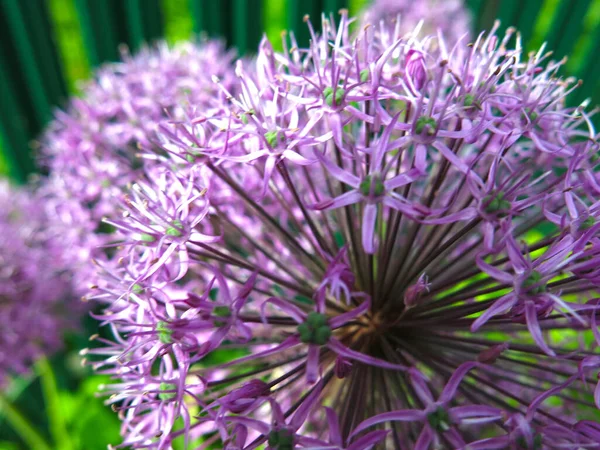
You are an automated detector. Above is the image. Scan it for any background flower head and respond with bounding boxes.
[38,39,237,291]
[0,181,79,385]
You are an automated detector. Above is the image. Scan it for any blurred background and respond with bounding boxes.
[0,0,599,448]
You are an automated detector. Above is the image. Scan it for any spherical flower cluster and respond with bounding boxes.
[86,13,600,449]
[39,40,236,289]
[362,0,471,45]
[0,181,78,385]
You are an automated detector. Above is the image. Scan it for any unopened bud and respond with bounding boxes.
[477,342,509,364]
[334,356,353,379]
[404,274,431,308]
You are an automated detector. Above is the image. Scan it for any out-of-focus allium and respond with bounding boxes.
[87,13,600,449]
[38,40,236,290]
[362,0,471,44]
[0,181,77,385]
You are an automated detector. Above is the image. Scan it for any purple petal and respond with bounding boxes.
[415,144,427,173]
[224,416,270,435]
[475,256,514,284]
[527,374,577,421]
[282,149,316,165]
[470,294,517,332]
[433,140,482,185]
[384,167,422,191]
[449,405,503,425]
[439,362,479,404]
[408,368,435,405]
[372,112,401,169]
[260,297,306,324]
[383,195,423,218]
[362,204,378,254]
[143,242,178,280]
[328,339,408,371]
[346,430,390,450]
[258,155,277,200]
[351,409,424,436]
[312,190,362,211]
[414,426,434,450]
[525,301,556,356]
[290,378,324,430]
[267,397,285,424]
[324,407,342,446]
[306,345,320,384]
[315,150,361,188]
[329,299,370,329]
[465,436,511,449]
[505,234,529,273]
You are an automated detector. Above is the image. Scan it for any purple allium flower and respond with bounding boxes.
[362,0,471,45]
[86,13,600,449]
[38,40,236,290]
[0,181,78,385]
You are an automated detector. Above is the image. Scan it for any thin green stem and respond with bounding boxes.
[0,392,52,450]
[37,357,73,450]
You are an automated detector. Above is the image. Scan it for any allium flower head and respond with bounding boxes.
[39,40,236,289]
[0,181,78,385]
[88,13,600,449]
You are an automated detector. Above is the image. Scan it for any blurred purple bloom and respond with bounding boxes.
[38,40,236,291]
[362,0,471,45]
[0,182,79,384]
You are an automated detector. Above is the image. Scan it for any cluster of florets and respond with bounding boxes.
[38,40,236,290]
[362,0,471,45]
[0,181,77,385]
[81,10,600,450]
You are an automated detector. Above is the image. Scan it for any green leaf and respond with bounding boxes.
[36,358,73,450]
[0,393,52,450]
[66,375,121,450]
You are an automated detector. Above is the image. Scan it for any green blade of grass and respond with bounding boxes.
[36,358,73,450]
[0,393,52,450]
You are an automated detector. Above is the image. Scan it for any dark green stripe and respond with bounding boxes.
[125,0,146,50]
[496,0,519,31]
[232,0,263,55]
[514,0,544,46]
[73,0,120,64]
[47,0,91,91]
[577,35,600,105]
[465,0,484,30]
[124,0,164,51]
[323,0,348,15]
[551,0,592,59]
[0,53,34,181]
[22,0,68,104]
[2,0,53,126]
[190,0,232,46]
[475,0,500,34]
[144,0,165,41]
[286,0,323,48]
